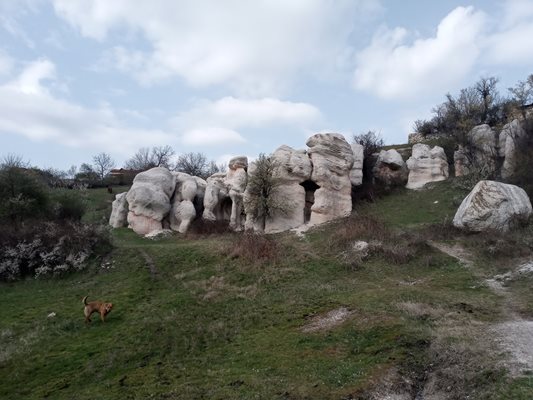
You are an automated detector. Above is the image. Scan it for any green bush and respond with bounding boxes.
[0,167,49,223]
[51,190,87,221]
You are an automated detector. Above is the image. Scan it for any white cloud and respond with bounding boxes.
[172,96,322,146]
[485,0,533,65]
[353,6,487,100]
[52,0,382,95]
[0,58,176,154]
[0,50,13,77]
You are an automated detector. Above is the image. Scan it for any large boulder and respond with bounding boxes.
[203,156,248,231]
[306,133,354,225]
[349,143,364,187]
[263,145,312,233]
[109,192,128,228]
[499,119,525,180]
[169,172,204,233]
[406,144,449,189]
[126,167,176,235]
[226,156,248,231]
[453,145,470,177]
[373,149,408,187]
[453,180,532,232]
[467,124,498,173]
[203,172,229,221]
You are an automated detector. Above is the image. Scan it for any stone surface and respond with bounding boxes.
[454,145,470,177]
[467,124,498,173]
[306,133,354,225]
[499,119,525,180]
[109,192,128,228]
[453,180,532,232]
[203,172,228,221]
[264,145,313,233]
[226,156,248,231]
[373,149,408,187]
[170,174,199,233]
[406,144,449,189]
[349,143,364,186]
[126,167,175,235]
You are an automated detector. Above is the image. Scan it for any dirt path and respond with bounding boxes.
[427,240,474,267]
[430,241,533,376]
[138,249,159,279]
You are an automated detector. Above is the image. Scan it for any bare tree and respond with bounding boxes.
[475,76,499,123]
[151,145,175,169]
[509,75,533,118]
[1,153,28,169]
[92,152,115,180]
[124,147,155,171]
[174,152,208,177]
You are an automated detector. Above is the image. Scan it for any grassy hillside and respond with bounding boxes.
[1,181,532,399]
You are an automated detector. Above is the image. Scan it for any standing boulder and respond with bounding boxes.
[263,145,312,233]
[454,145,470,177]
[499,119,525,180]
[453,180,532,232]
[126,167,176,235]
[373,149,408,188]
[226,156,248,231]
[350,143,364,187]
[306,133,354,225]
[203,172,229,221]
[467,124,498,173]
[109,192,128,228]
[170,172,202,233]
[406,144,449,189]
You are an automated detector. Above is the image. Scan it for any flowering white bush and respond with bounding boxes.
[0,222,110,281]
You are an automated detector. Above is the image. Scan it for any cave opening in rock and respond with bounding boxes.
[300,180,320,223]
[219,196,233,222]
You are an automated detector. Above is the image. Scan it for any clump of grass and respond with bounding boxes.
[224,232,279,265]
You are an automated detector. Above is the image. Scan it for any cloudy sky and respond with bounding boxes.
[1,0,532,169]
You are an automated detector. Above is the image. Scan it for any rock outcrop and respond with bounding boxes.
[111,132,366,236]
[406,144,449,189]
[109,192,128,228]
[350,143,364,187]
[226,156,248,231]
[306,133,354,225]
[499,119,525,180]
[453,180,532,232]
[373,149,408,188]
[466,124,498,173]
[203,172,229,221]
[453,145,470,177]
[170,172,206,233]
[126,167,176,235]
[263,145,312,233]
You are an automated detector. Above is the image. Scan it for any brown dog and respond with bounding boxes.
[82,296,113,323]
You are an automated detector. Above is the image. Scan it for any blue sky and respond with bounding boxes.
[1,0,532,170]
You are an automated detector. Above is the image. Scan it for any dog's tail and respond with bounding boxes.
[82,296,88,305]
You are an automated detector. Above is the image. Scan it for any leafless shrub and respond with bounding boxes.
[224,233,279,265]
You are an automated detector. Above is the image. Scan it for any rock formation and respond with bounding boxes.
[453,145,470,177]
[406,144,449,189]
[466,124,498,174]
[373,149,408,188]
[109,192,128,228]
[453,180,532,232]
[170,172,206,233]
[499,119,525,180]
[264,145,312,233]
[126,167,176,235]
[306,133,354,225]
[111,132,362,236]
[350,143,364,187]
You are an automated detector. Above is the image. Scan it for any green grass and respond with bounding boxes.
[0,181,531,399]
